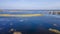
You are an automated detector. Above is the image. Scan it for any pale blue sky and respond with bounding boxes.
[0,0,60,9]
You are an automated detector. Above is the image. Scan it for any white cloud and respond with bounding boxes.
[0,0,60,9]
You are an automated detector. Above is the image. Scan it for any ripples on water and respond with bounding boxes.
[0,11,60,34]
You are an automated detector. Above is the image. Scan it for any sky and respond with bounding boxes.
[0,0,60,9]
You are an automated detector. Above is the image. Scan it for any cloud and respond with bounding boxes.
[0,0,60,9]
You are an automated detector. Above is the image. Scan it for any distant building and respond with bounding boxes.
[49,11,60,15]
